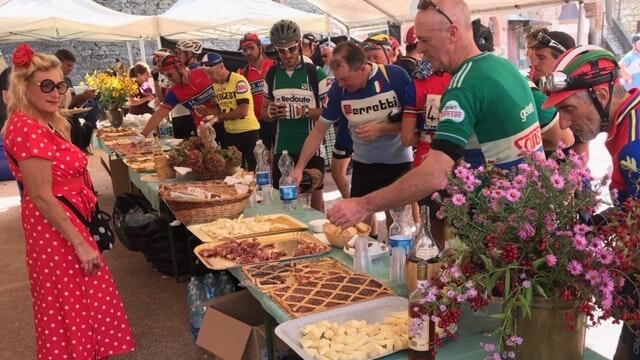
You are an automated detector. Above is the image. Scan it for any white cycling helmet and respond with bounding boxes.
[176,39,203,54]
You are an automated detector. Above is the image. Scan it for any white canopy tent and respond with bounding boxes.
[303,0,577,32]
[0,0,158,42]
[157,0,329,40]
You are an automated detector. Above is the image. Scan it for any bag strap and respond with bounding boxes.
[5,148,98,219]
[303,62,320,106]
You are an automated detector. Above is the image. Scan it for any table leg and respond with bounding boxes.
[265,312,277,360]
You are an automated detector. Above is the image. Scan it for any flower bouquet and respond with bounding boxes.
[84,71,139,110]
[168,136,242,180]
[418,149,640,359]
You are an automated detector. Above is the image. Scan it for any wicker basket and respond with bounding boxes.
[323,223,371,248]
[159,181,252,224]
[192,166,239,180]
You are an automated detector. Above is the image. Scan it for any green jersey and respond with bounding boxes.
[528,79,559,133]
[263,62,330,154]
[434,52,542,168]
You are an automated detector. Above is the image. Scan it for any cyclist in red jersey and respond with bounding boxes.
[238,33,277,151]
[140,55,215,137]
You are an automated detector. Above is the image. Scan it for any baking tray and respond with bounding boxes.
[275,296,408,360]
[187,214,309,243]
[193,232,330,270]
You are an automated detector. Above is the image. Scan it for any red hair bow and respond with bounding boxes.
[12,43,35,68]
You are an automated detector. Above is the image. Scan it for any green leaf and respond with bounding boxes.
[525,285,533,305]
[479,254,495,271]
[535,284,548,298]
[532,257,546,270]
[489,313,506,319]
[504,269,511,300]
[521,292,532,318]
[486,269,503,293]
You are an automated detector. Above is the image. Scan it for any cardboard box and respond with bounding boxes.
[197,290,288,360]
[99,154,132,196]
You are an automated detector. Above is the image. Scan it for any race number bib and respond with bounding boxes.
[424,94,442,127]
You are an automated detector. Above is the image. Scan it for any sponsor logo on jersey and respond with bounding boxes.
[215,91,237,101]
[250,80,264,95]
[276,94,313,104]
[183,87,215,110]
[440,100,465,123]
[342,97,399,115]
[520,102,535,121]
[514,127,543,151]
[236,80,249,94]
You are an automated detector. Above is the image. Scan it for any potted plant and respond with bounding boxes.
[417,149,639,359]
[84,71,139,127]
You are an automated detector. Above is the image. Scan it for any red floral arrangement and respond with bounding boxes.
[12,43,34,68]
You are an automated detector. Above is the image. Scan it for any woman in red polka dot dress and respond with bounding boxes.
[2,44,136,359]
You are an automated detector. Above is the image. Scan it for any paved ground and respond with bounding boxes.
[0,134,623,359]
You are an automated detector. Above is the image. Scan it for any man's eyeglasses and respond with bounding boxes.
[417,0,454,25]
[275,43,299,55]
[536,33,567,53]
[36,79,69,94]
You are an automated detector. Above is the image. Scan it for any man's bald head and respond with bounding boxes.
[414,0,479,71]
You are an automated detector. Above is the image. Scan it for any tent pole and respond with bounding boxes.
[576,0,584,45]
[156,36,162,49]
[139,38,147,64]
[126,42,134,67]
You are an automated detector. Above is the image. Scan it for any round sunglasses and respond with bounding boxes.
[35,79,69,94]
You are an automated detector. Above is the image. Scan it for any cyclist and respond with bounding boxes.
[292,41,413,229]
[542,45,640,360]
[140,55,215,138]
[197,52,260,170]
[262,20,331,211]
[237,33,277,157]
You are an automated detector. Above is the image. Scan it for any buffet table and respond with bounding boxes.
[92,132,608,360]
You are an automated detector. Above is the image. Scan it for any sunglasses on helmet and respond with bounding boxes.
[275,43,300,55]
[539,70,618,94]
[36,79,69,94]
[536,33,567,54]
[417,0,454,25]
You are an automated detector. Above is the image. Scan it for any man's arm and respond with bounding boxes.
[141,106,171,137]
[218,103,250,121]
[327,149,455,227]
[69,90,96,108]
[620,62,633,85]
[355,122,401,143]
[292,120,331,183]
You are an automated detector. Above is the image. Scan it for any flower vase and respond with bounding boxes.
[106,108,123,128]
[514,298,586,360]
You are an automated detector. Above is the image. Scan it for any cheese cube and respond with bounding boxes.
[318,345,330,356]
[323,329,336,339]
[300,338,316,349]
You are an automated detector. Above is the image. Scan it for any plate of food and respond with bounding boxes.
[187,213,308,243]
[193,232,330,270]
[63,107,91,116]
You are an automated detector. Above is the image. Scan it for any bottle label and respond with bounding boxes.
[409,332,430,351]
[389,236,412,254]
[416,247,440,262]
[256,171,271,185]
[280,185,297,201]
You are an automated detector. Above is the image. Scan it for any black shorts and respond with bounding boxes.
[272,152,325,191]
[350,161,412,198]
[259,121,277,150]
[222,130,259,171]
[332,143,354,160]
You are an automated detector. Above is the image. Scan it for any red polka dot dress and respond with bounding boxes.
[4,112,136,360]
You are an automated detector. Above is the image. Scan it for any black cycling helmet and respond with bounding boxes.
[270,20,301,46]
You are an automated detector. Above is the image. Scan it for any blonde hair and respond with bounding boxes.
[2,52,70,140]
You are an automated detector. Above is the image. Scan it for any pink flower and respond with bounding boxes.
[452,194,466,206]
[436,208,445,220]
[431,192,441,201]
[555,148,566,159]
[567,260,583,275]
[512,175,527,188]
[482,343,496,352]
[573,223,590,235]
[585,270,601,285]
[572,234,588,250]
[544,214,557,231]
[545,254,557,267]
[517,163,532,173]
[518,223,535,240]
[550,172,565,189]
[522,280,532,288]
[505,188,521,202]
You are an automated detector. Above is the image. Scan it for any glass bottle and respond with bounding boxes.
[407,205,441,293]
[408,262,436,360]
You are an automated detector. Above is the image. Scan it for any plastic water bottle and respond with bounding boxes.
[216,272,236,296]
[388,205,413,288]
[278,150,297,210]
[202,273,217,300]
[158,119,173,139]
[187,276,208,340]
[254,140,271,201]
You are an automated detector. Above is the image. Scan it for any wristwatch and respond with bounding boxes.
[303,106,310,118]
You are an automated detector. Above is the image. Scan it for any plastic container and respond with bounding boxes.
[275,297,409,360]
[278,150,297,210]
[353,234,371,273]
